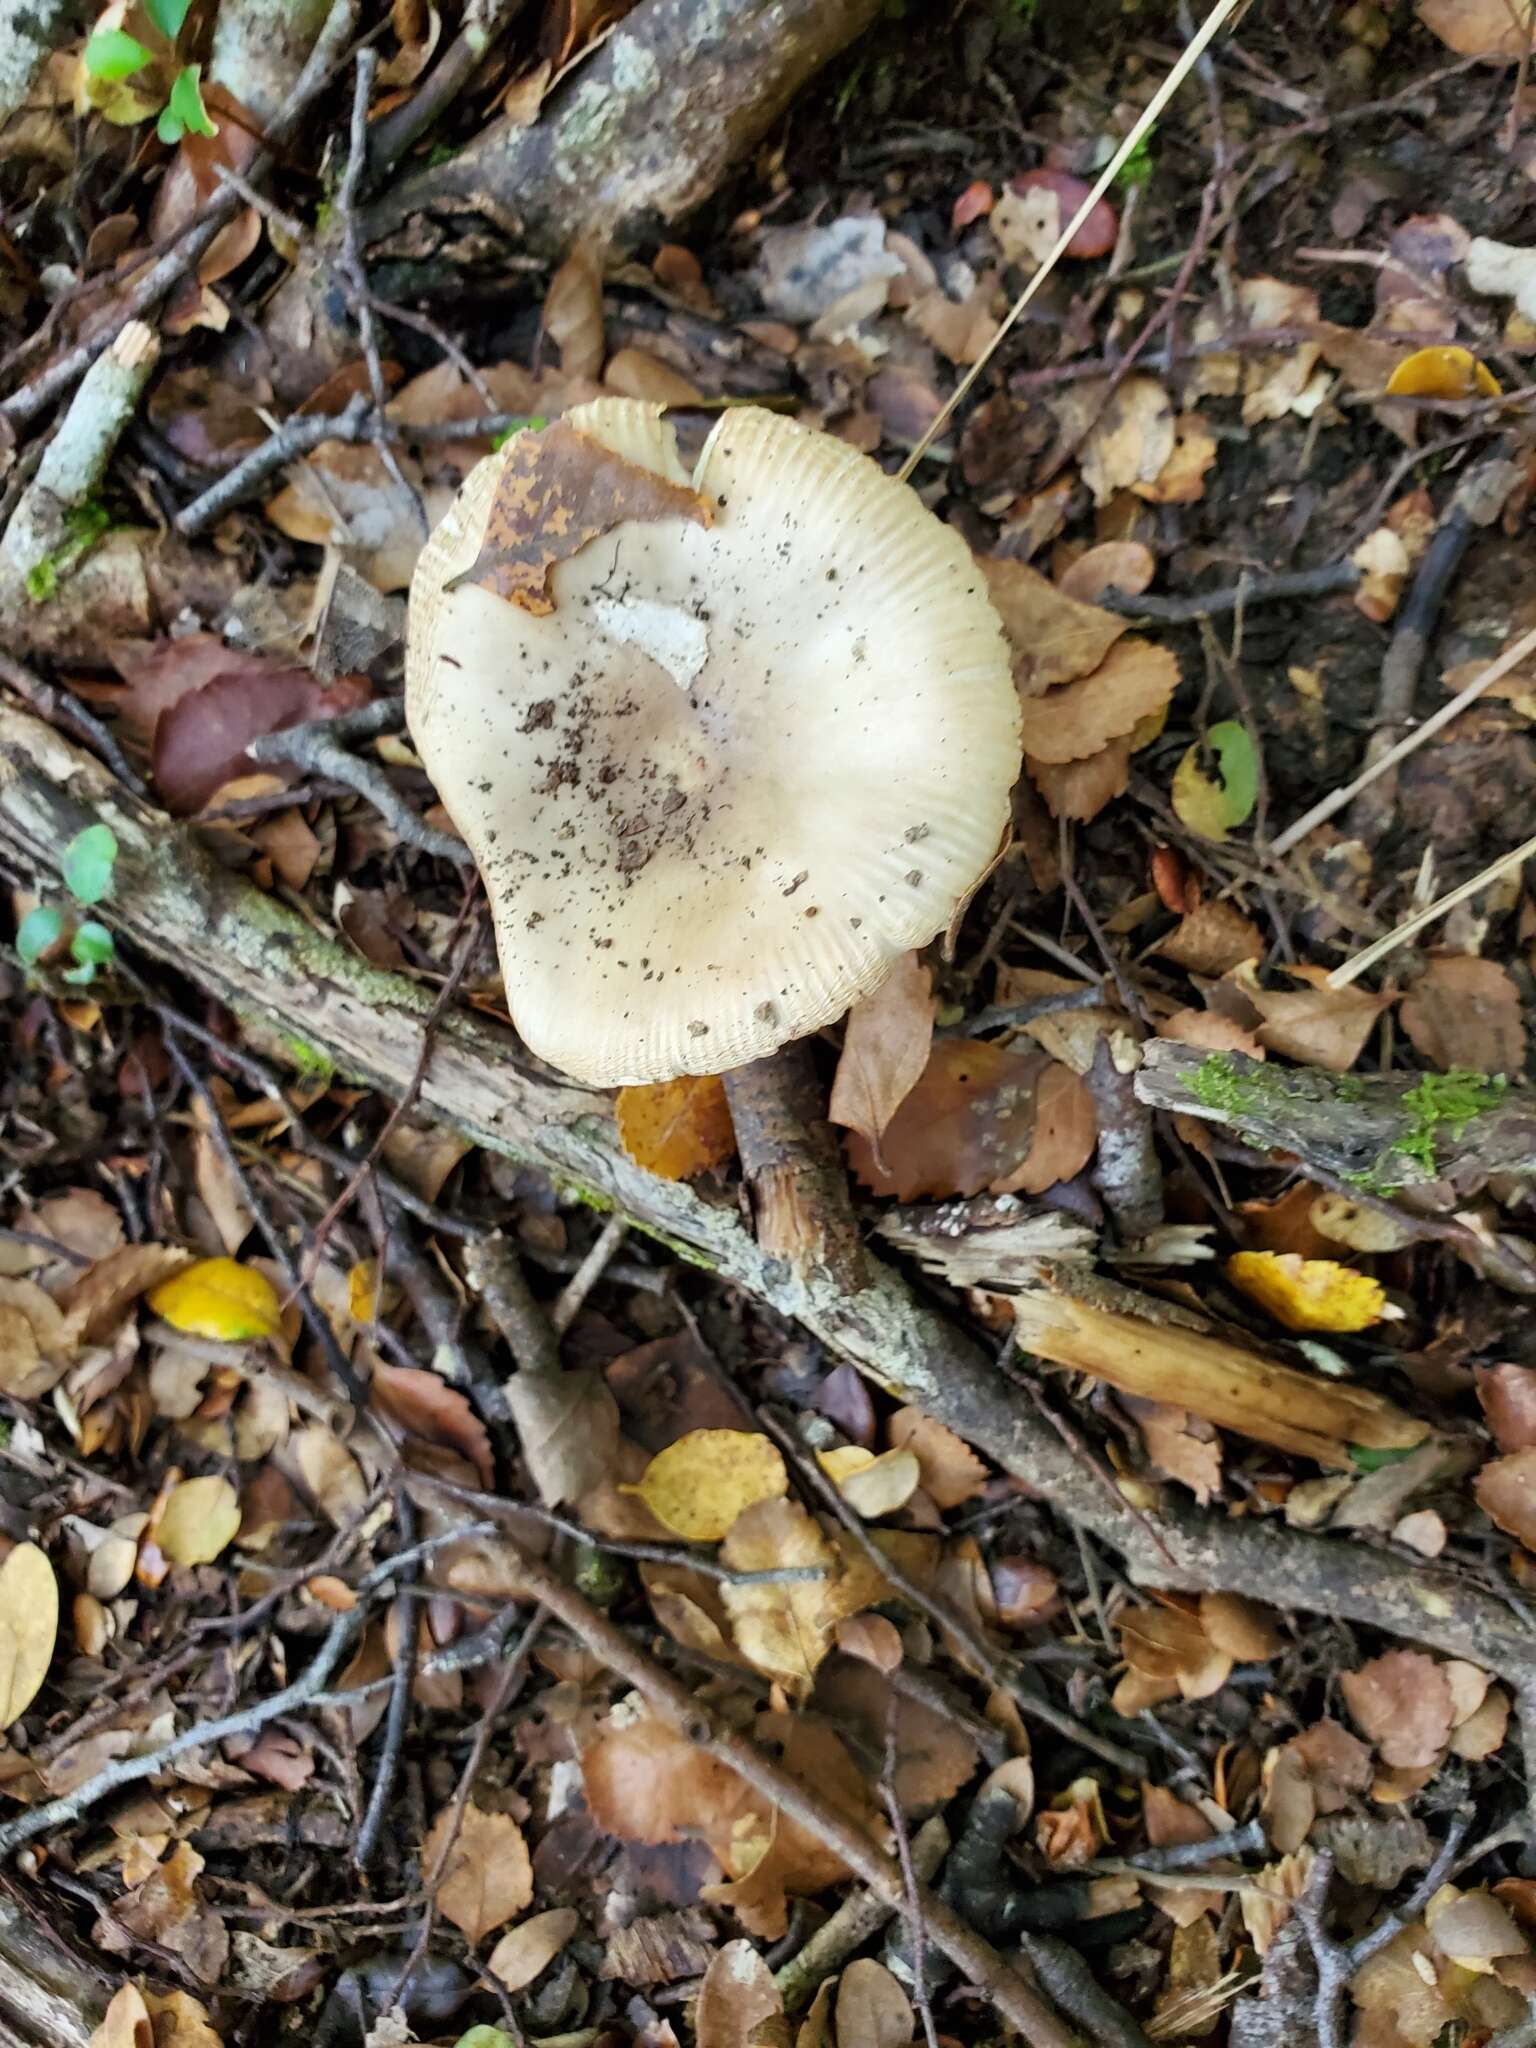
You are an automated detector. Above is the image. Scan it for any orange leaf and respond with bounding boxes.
[1384,344,1500,399]
[1016,638,1179,765]
[616,1074,736,1180]
[843,1038,1046,1200]
[828,952,935,1163]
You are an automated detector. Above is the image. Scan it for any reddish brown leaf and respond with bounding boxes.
[1154,899,1264,977]
[1026,735,1132,822]
[455,420,712,614]
[149,656,370,815]
[424,1804,533,1942]
[1476,1447,1536,1551]
[980,557,1127,694]
[1476,1365,1536,1453]
[844,1039,1047,1200]
[1016,638,1179,764]
[1341,1651,1454,1768]
[990,1059,1097,1196]
[1400,955,1526,1075]
[693,1939,785,2048]
[372,1361,495,1488]
[887,1405,988,1509]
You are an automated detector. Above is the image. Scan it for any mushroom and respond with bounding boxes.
[406,399,1020,1088]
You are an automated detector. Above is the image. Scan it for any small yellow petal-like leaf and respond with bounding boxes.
[829,1447,921,1520]
[1226,1251,1387,1333]
[1384,345,1500,400]
[156,1475,242,1566]
[0,1542,58,1731]
[626,1429,788,1542]
[147,1256,281,1341]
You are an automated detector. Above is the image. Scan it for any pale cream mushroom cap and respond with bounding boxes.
[407,400,1020,1087]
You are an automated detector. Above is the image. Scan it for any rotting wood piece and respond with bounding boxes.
[1,705,1533,1697]
[1135,1040,1536,1199]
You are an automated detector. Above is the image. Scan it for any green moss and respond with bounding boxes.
[1339,1163,1402,1198]
[273,1030,333,1080]
[1191,1053,1259,1115]
[1392,1068,1506,1174]
[24,500,112,602]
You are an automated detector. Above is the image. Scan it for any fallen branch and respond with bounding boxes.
[0,0,74,125]
[1095,562,1359,624]
[1134,1040,1536,1198]
[775,1815,949,2011]
[174,392,373,536]
[246,699,473,866]
[1,708,1532,1691]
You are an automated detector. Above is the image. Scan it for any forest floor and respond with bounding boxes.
[4,1,1536,2045]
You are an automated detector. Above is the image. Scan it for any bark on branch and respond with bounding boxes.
[1,705,1533,1693]
[1134,1040,1536,1198]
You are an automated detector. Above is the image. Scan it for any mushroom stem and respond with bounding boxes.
[722,1042,867,1290]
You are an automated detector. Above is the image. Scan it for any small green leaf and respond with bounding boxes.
[1350,1444,1421,1472]
[490,414,547,451]
[15,906,62,966]
[84,26,154,78]
[1207,721,1258,829]
[61,960,97,986]
[70,920,115,968]
[143,0,192,39]
[159,63,216,144]
[454,2033,520,2048]
[62,823,117,905]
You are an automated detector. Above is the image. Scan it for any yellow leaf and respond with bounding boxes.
[156,1476,241,1566]
[1171,744,1231,842]
[817,1446,920,1519]
[147,1257,281,1342]
[1385,345,1501,399]
[626,1429,788,1541]
[347,1258,378,1322]
[0,1542,58,1731]
[1226,1251,1387,1333]
[88,1983,153,2048]
[616,1075,737,1181]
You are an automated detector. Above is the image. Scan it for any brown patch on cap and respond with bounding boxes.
[447,421,714,615]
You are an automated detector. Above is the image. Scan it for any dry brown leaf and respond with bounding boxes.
[1264,1715,1374,1851]
[1025,734,1132,822]
[156,1477,241,1567]
[991,1060,1097,1195]
[616,1075,737,1180]
[887,1405,989,1509]
[828,952,935,1164]
[1353,526,1411,622]
[1400,955,1526,1075]
[1341,1651,1454,1768]
[63,1245,194,1348]
[88,1984,154,2048]
[695,1938,789,2048]
[1079,377,1177,504]
[1450,1684,1510,1760]
[0,1277,73,1398]
[1118,1601,1231,1703]
[834,1613,903,1671]
[835,1960,912,2048]
[583,1713,753,1850]
[1136,411,1219,503]
[909,277,1002,364]
[1476,1447,1536,1550]
[1057,541,1155,604]
[980,556,1127,693]
[457,419,711,615]
[604,347,705,404]
[1132,1398,1223,1504]
[372,1361,494,1488]
[542,235,606,379]
[830,1446,920,1520]
[1251,975,1393,1070]
[1016,639,1179,764]
[379,1120,471,1202]
[815,1655,979,1811]
[111,1842,227,1984]
[1158,1009,1266,1058]
[987,1555,1060,1628]
[1037,1775,1108,1865]
[0,1543,57,1730]
[844,1038,1047,1200]
[487,1906,580,1992]
[1154,900,1264,977]
[290,1426,369,1525]
[1476,1365,1536,1453]
[720,1498,840,1692]
[1201,1590,1282,1661]
[506,1367,621,1508]
[424,1804,533,1943]
[1241,1845,1315,1958]
[1419,0,1534,58]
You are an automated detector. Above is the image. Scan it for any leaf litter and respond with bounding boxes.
[9,4,1536,2044]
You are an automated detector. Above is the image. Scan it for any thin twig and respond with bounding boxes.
[0,650,144,793]
[776,1816,950,2011]
[883,1704,940,2048]
[1095,562,1359,624]
[246,700,473,866]
[464,1231,561,1377]
[175,393,373,535]
[550,1213,628,1334]
[1269,618,1536,858]
[354,1485,420,1872]
[0,1530,487,1860]
[1328,829,1536,988]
